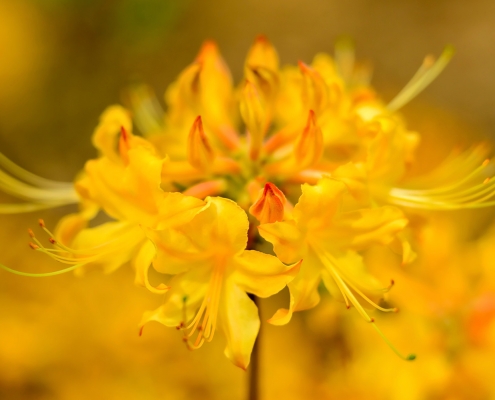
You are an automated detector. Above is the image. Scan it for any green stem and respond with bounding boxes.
[248,295,261,400]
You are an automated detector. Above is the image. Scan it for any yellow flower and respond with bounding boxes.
[2,35,492,368]
[258,177,415,359]
[140,196,301,369]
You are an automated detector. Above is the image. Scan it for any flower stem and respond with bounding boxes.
[248,294,261,400]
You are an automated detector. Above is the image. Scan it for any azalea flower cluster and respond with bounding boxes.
[1,36,494,369]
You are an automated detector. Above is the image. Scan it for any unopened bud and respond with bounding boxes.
[294,110,323,169]
[299,61,328,114]
[249,182,287,224]
[245,35,279,71]
[240,81,269,160]
[119,126,131,165]
[187,116,215,170]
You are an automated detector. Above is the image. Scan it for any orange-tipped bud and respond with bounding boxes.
[119,126,131,165]
[299,61,329,114]
[249,182,287,224]
[240,81,269,160]
[294,110,323,169]
[245,35,279,71]
[187,116,215,170]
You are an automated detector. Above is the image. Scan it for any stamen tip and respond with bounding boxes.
[483,177,491,185]
[482,159,490,167]
[393,307,400,313]
[49,238,57,244]
[139,326,144,336]
[38,219,45,228]
[29,242,39,250]
[370,318,375,323]
[28,229,35,238]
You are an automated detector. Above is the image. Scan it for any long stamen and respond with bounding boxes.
[0,262,87,277]
[371,322,416,361]
[183,262,224,349]
[0,153,73,189]
[312,244,414,360]
[0,155,78,213]
[387,46,455,112]
[386,157,495,210]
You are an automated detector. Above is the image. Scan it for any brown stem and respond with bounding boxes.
[248,294,261,400]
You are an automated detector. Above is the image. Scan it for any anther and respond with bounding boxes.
[28,229,35,238]
[393,308,400,313]
[139,326,144,336]
[29,242,39,250]
[346,305,351,310]
[370,318,375,323]
[38,219,45,228]
[49,238,57,244]
[484,177,491,184]
[482,159,490,167]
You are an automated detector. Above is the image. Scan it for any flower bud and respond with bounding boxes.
[294,110,323,169]
[187,116,215,170]
[249,182,287,224]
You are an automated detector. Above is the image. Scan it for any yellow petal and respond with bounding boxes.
[70,221,145,276]
[268,249,322,326]
[54,212,89,246]
[233,250,301,298]
[219,280,260,370]
[154,192,205,230]
[325,206,408,250]
[144,226,210,275]
[133,239,169,294]
[293,177,347,232]
[140,268,209,330]
[258,220,306,264]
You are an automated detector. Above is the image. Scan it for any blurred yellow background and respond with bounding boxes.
[1,0,495,399]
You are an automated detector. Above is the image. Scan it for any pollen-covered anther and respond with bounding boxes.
[38,219,45,228]
[240,80,269,160]
[249,182,287,224]
[49,238,57,244]
[187,116,215,171]
[29,242,39,250]
[294,110,324,169]
[28,228,35,238]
